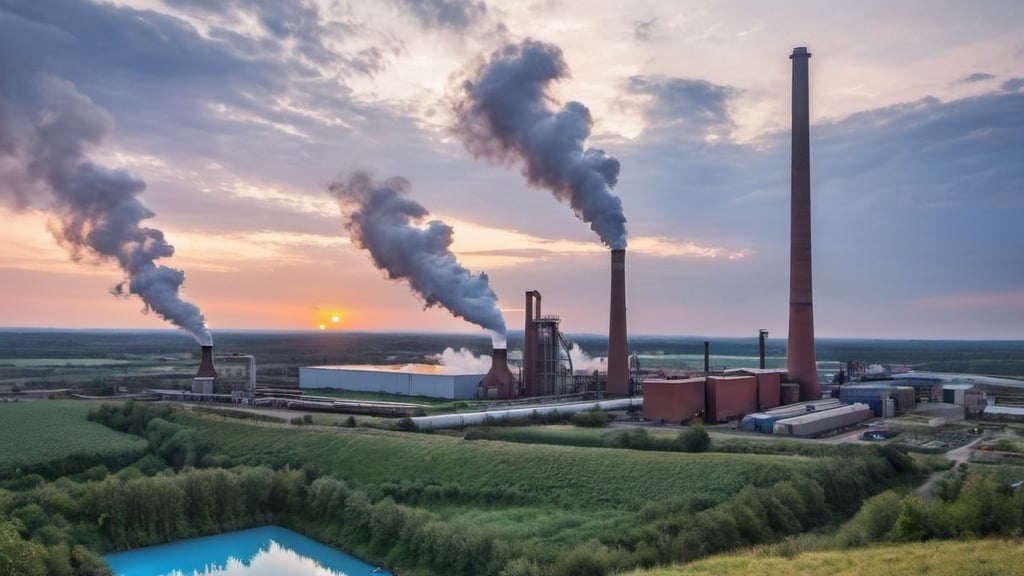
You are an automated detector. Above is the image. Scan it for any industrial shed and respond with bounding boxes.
[773,403,873,437]
[705,375,759,424]
[839,384,916,417]
[739,399,843,433]
[725,369,784,410]
[642,378,706,424]
[299,364,485,399]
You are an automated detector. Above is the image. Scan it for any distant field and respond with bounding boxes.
[0,401,148,476]
[623,539,1024,576]
[1,358,134,367]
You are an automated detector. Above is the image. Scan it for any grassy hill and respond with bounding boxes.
[622,538,1024,576]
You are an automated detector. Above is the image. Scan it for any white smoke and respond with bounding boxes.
[569,343,607,372]
[0,67,211,344]
[329,172,507,339]
[453,39,627,249]
[431,347,493,372]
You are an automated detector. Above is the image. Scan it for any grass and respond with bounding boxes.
[0,401,148,476]
[622,538,1024,576]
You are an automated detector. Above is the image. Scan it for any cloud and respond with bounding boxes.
[955,72,995,84]
[1003,78,1024,92]
[394,0,489,31]
[627,75,740,142]
[634,19,657,42]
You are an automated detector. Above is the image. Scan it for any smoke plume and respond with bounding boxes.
[453,39,627,249]
[0,70,211,345]
[329,172,507,344]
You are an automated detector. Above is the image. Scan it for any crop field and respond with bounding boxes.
[0,401,148,476]
[183,414,812,512]
[623,538,1024,576]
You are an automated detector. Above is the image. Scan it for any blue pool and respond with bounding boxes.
[104,526,392,576]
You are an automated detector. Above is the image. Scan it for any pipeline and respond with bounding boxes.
[410,397,642,431]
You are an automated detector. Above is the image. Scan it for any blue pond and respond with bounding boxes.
[104,526,392,576]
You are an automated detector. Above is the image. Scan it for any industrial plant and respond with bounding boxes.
[141,46,995,439]
[141,47,853,437]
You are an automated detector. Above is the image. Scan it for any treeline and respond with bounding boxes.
[88,402,215,469]
[464,422,737,453]
[0,465,308,575]
[835,466,1024,547]
[294,446,916,576]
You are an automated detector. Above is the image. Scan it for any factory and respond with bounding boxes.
[299,364,487,400]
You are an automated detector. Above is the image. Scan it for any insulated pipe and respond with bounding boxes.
[410,397,642,431]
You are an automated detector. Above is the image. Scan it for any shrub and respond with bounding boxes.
[677,424,710,452]
[394,417,418,432]
[571,406,610,428]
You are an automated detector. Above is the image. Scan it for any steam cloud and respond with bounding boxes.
[430,347,494,372]
[0,70,211,345]
[568,343,607,372]
[329,172,507,345]
[453,39,627,249]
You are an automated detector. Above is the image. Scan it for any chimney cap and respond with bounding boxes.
[790,46,811,59]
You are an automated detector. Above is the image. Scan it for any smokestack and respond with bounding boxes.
[192,345,217,394]
[606,249,629,395]
[196,345,217,378]
[523,291,540,396]
[704,341,710,373]
[479,348,515,399]
[759,329,769,370]
[787,47,820,401]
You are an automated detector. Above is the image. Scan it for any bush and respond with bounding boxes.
[677,424,710,452]
[571,406,610,428]
[394,418,418,432]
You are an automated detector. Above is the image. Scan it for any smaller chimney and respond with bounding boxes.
[479,348,515,400]
[192,345,217,394]
[606,249,629,395]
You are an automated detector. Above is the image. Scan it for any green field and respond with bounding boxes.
[624,538,1024,576]
[0,401,148,476]
[183,415,810,511]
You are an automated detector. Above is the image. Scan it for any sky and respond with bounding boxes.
[1,0,1022,341]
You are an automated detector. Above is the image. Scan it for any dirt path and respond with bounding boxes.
[912,437,983,499]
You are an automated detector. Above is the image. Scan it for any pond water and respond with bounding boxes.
[104,526,392,576]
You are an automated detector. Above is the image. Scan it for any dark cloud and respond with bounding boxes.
[618,84,1024,329]
[395,0,488,31]
[628,75,740,142]
[956,72,995,84]
[0,0,415,192]
[1003,77,1024,92]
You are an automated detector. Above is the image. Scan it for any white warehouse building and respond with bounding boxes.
[299,364,487,399]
